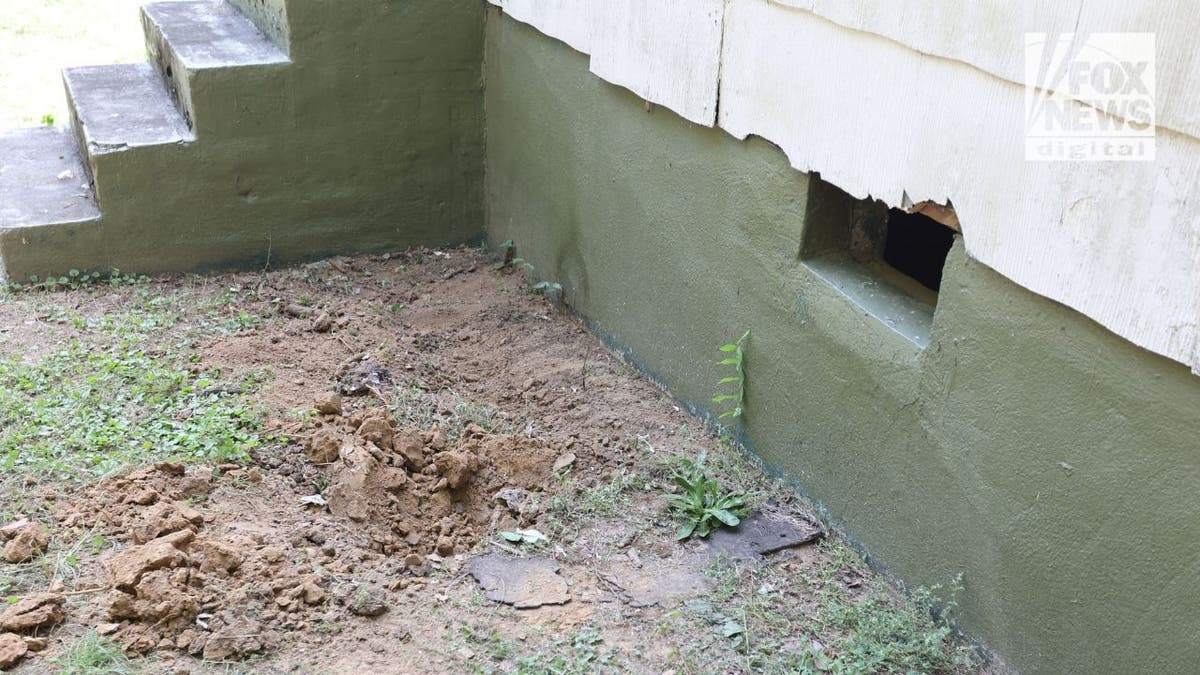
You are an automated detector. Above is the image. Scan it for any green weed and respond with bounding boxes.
[713,330,750,420]
[6,268,150,293]
[666,450,749,540]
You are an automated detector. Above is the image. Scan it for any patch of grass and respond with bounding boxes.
[390,385,518,441]
[54,630,139,674]
[0,338,261,480]
[1,0,150,129]
[464,625,618,675]
[391,383,439,430]
[450,396,518,439]
[548,469,646,525]
[662,542,977,674]
[802,581,973,675]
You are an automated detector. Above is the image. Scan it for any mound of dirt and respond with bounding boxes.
[309,403,560,558]
[43,401,563,662]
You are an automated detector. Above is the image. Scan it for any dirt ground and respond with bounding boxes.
[0,248,979,674]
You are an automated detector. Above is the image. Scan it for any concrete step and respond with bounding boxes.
[64,62,195,157]
[0,127,101,229]
[142,0,289,132]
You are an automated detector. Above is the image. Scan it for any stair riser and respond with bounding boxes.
[142,3,291,139]
[184,64,291,139]
[63,79,99,191]
[226,0,289,53]
[143,9,197,131]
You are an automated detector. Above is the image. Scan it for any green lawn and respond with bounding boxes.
[0,0,149,129]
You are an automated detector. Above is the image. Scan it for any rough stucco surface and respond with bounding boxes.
[484,12,1200,674]
[0,0,484,278]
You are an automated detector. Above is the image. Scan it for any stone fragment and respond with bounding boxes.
[552,452,577,474]
[704,511,825,561]
[347,585,388,617]
[467,555,570,609]
[0,520,29,541]
[202,618,264,661]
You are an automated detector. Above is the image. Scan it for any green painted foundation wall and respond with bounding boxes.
[483,11,1200,674]
[1,0,484,278]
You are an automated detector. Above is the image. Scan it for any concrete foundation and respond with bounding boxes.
[483,12,1200,674]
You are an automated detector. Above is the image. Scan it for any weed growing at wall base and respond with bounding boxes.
[6,268,151,293]
[714,330,750,420]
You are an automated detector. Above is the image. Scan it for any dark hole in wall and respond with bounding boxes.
[882,208,955,292]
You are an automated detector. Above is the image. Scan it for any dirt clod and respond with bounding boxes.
[3,522,49,563]
[0,633,27,670]
[311,312,333,333]
[315,392,343,415]
[0,594,66,633]
[306,428,342,464]
[108,530,193,590]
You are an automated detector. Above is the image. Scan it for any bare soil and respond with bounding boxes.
[0,248,978,674]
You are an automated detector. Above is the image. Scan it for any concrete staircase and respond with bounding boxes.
[0,0,486,281]
[0,1,288,279]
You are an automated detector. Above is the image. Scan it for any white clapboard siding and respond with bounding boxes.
[489,0,1200,373]
[719,0,1199,373]
[588,0,725,126]
[779,0,1200,139]
[488,0,594,53]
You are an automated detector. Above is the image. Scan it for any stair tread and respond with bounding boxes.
[144,0,288,68]
[65,63,194,149]
[0,127,100,229]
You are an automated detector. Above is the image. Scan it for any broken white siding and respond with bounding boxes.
[588,0,725,127]
[489,0,1200,374]
[488,0,593,53]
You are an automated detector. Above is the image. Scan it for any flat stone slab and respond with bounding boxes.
[597,553,710,608]
[467,554,570,609]
[65,63,194,150]
[144,1,289,68]
[705,510,824,561]
[0,127,100,228]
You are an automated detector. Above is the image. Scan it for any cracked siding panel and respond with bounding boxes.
[777,0,1200,139]
[589,0,724,126]
[719,0,1200,372]
[487,0,594,54]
